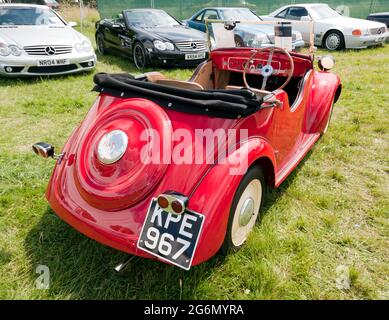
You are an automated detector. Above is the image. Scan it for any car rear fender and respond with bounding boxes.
[188,137,276,265]
[303,71,341,134]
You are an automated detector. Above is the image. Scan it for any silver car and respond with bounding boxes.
[184,7,305,50]
[262,3,389,50]
[0,4,96,76]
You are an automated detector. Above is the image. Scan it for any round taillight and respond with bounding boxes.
[171,200,184,214]
[157,196,169,209]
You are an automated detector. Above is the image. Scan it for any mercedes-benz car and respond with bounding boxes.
[262,3,389,50]
[12,0,60,11]
[95,9,209,70]
[0,4,96,77]
[183,7,305,50]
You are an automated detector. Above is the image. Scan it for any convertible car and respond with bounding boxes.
[33,21,341,271]
[95,9,208,69]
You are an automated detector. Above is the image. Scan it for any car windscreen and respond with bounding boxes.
[0,7,65,26]
[309,5,341,20]
[220,8,261,21]
[125,10,180,28]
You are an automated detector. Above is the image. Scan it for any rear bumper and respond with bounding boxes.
[0,52,97,77]
[46,166,155,260]
[345,32,389,48]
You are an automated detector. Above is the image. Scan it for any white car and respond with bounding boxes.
[262,3,389,50]
[0,4,96,76]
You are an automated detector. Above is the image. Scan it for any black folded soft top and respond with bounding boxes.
[93,73,263,119]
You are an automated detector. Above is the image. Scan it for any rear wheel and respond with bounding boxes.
[323,30,345,51]
[96,33,107,55]
[221,166,265,253]
[133,42,147,70]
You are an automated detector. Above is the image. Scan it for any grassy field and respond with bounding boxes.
[0,9,388,300]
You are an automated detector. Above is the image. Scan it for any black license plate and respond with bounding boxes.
[137,199,205,270]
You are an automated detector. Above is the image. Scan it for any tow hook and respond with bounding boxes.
[32,142,65,164]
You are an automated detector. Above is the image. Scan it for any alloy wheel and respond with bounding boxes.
[133,43,146,70]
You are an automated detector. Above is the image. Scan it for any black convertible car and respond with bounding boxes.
[95,9,209,69]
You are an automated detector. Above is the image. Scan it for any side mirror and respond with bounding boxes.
[68,21,77,27]
[112,23,124,29]
[224,20,237,31]
[300,16,311,21]
[32,142,55,159]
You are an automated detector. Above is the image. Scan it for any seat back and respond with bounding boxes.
[155,79,204,90]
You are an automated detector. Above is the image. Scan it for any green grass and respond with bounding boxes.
[0,22,388,300]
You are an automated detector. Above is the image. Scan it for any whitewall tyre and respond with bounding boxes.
[222,166,265,253]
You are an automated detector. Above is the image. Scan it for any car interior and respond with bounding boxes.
[145,48,313,106]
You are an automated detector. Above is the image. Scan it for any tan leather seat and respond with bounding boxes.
[155,79,204,90]
[144,71,204,90]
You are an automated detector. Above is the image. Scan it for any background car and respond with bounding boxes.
[183,7,305,50]
[0,4,96,76]
[12,0,60,11]
[262,3,389,50]
[95,9,209,70]
[366,12,389,27]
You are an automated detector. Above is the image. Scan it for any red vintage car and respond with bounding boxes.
[33,22,341,271]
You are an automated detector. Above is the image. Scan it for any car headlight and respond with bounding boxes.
[154,40,166,51]
[75,40,93,53]
[0,43,11,56]
[153,40,174,51]
[164,42,174,51]
[9,45,22,56]
[0,43,22,56]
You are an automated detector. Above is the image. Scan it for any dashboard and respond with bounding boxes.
[211,48,313,77]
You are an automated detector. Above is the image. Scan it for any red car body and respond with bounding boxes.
[43,48,341,268]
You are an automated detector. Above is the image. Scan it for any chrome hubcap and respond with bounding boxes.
[239,197,255,227]
[231,179,262,247]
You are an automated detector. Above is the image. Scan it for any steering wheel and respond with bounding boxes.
[243,47,295,95]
